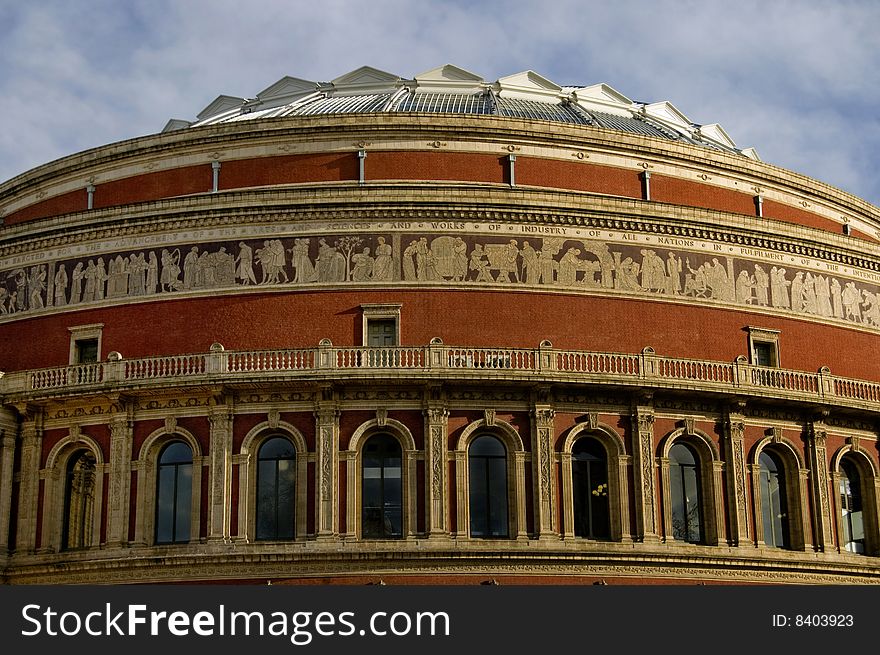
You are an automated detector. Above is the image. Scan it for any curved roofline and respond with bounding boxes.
[168,65,750,159]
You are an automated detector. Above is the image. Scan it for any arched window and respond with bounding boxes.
[256,437,296,540]
[155,441,193,544]
[61,450,97,550]
[362,434,402,539]
[840,458,865,554]
[669,443,702,543]
[759,451,789,548]
[572,437,610,539]
[469,435,508,538]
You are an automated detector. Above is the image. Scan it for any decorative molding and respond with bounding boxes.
[3,226,877,333]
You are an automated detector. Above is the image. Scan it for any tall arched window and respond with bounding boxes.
[469,435,508,538]
[257,436,296,540]
[362,434,402,539]
[759,451,789,548]
[669,443,702,543]
[155,441,193,544]
[61,450,97,550]
[572,437,610,539]
[840,458,865,554]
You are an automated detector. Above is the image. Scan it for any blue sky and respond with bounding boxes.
[1,0,879,207]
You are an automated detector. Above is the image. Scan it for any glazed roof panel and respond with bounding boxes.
[176,65,751,157]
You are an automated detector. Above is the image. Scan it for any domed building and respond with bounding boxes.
[0,64,878,584]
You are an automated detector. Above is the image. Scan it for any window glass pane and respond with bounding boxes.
[572,437,610,539]
[683,464,701,543]
[471,435,506,457]
[361,434,403,539]
[160,442,192,464]
[468,455,488,537]
[760,452,788,548]
[754,342,775,366]
[63,451,97,550]
[589,458,610,539]
[256,460,277,540]
[670,443,701,543]
[260,437,295,460]
[841,459,865,554]
[670,460,686,541]
[156,465,175,543]
[174,463,192,541]
[469,435,508,538]
[488,457,509,537]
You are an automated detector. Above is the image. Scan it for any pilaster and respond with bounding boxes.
[0,408,19,557]
[806,420,834,551]
[424,405,449,537]
[207,399,234,542]
[315,398,340,540]
[531,406,557,538]
[106,402,134,547]
[723,411,750,546]
[630,401,660,542]
[15,407,43,554]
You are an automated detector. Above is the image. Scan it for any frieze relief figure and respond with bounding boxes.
[289,238,317,283]
[70,262,85,304]
[316,239,346,282]
[351,247,374,282]
[2,232,880,333]
[28,264,46,310]
[735,270,755,304]
[82,260,99,301]
[863,290,880,327]
[752,264,769,306]
[770,267,791,308]
[160,249,182,292]
[53,263,68,307]
[402,240,418,281]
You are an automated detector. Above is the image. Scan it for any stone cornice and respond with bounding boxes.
[5,541,880,585]
[2,184,878,269]
[2,114,878,229]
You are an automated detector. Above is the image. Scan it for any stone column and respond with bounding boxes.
[0,408,19,557]
[207,404,234,542]
[315,407,340,540]
[15,408,43,554]
[531,406,557,538]
[424,406,449,537]
[723,412,750,546]
[806,421,834,551]
[630,403,660,542]
[106,411,134,547]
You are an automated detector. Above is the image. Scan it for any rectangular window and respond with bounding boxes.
[367,318,398,347]
[746,326,780,367]
[74,338,99,364]
[360,304,401,347]
[68,323,104,365]
[753,341,777,367]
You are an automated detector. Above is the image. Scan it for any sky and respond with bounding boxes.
[1,0,879,207]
